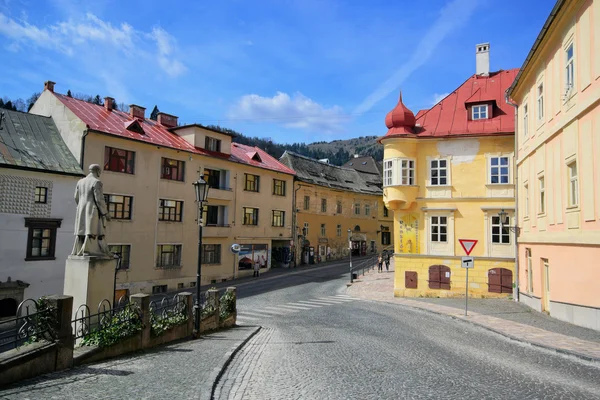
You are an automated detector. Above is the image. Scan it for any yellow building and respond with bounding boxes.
[507,0,600,330]
[279,152,393,265]
[380,45,518,298]
[31,82,294,296]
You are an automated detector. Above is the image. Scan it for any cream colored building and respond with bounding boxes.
[31,81,294,296]
[507,0,600,330]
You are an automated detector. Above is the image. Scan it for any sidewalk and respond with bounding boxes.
[346,258,600,362]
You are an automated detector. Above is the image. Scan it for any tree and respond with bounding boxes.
[92,95,102,105]
[150,105,159,121]
[13,98,26,112]
[27,92,41,112]
[66,90,72,97]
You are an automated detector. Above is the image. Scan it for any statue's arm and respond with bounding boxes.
[93,181,110,218]
[74,184,79,204]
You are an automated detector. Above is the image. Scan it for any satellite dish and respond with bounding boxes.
[231,244,241,253]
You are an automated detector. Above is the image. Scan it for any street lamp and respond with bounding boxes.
[498,209,520,234]
[112,252,122,309]
[348,228,353,283]
[193,177,209,334]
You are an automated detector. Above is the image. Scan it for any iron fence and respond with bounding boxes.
[149,294,187,320]
[0,298,56,353]
[71,296,141,340]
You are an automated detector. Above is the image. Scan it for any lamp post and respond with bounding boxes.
[348,228,353,283]
[193,177,209,334]
[112,252,122,309]
[498,208,521,301]
[301,226,307,265]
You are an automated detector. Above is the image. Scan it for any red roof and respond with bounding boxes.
[380,69,518,141]
[53,93,294,175]
[230,143,295,175]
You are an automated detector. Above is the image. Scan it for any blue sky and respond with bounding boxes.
[0,0,554,144]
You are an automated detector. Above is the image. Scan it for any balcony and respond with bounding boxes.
[207,186,233,201]
[383,185,418,210]
[203,224,231,237]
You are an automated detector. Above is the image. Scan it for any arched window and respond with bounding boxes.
[428,265,451,290]
[488,268,513,294]
[354,225,361,232]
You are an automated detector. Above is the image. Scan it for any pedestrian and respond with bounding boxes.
[377,254,383,273]
[253,260,260,277]
[384,252,390,272]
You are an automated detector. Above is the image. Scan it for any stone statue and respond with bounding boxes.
[72,164,112,257]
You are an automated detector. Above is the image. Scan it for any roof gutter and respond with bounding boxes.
[507,0,567,97]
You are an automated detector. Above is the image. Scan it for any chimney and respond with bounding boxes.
[44,81,55,92]
[104,97,114,111]
[157,112,179,128]
[129,104,146,119]
[476,42,490,76]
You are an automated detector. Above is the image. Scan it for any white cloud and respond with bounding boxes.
[431,92,450,105]
[354,0,480,114]
[230,92,349,133]
[0,12,185,77]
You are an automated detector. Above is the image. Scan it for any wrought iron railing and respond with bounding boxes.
[150,294,187,320]
[0,298,56,353]
[72,296,141,341]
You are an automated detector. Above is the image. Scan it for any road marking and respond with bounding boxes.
[315,297,350,304]
[262,306,296,315]
[278,304,312,311]
[236,314,260,320]
[296,300,328,307]
[240,310,285,318]
[333,294,354,299]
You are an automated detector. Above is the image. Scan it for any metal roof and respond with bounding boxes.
[0,109,83,176]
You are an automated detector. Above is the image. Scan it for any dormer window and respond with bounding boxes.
[205,136,221,152]
[472,105,488,120]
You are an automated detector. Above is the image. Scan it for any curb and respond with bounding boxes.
[377,298,600,363]
[209,326,261,400]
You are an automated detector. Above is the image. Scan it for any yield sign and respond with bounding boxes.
[459,239,478,256]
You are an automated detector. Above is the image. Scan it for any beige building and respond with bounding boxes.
[31,81,294,296]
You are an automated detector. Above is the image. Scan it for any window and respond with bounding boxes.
[34,187,48,203]
[24,218,60,260]
[526,248,533,293]
[523,103,529,137]
[354,203,360,215]
[565,43,574,94]
[382,231,391,245]
[243,207,259,225]
[489,156,509,184]
[109,244,131,270]
[537,83,544,121]
[273,179,286,196]
[204,168,222,189]
[337,224,342,237]
[491,215,510,244]
[365,203,370,216]
[539,176,545,214]
[383,158,415,186]
[430,159,448,185]
[202,244,221,264]
[159,199,183,222]
[104,194,133,220]
[336,201,342,214]
[568,161,578,207]
[156,244,182,268]
[383,205,389,217]
[430,216,447,243]
[190,282,196,287]
[321,198,327,213]
[472,104,488,120]
[203,205,219,225]
[244,174,259,192]
[205,136,221,152]
[303,222,309,236]
[524,184,529,218]
[272,210,284,227]
[161,158,185,181]
[320,224,326,237]
[178,283,184,289]
[304,196,310,210]
[152,285,168,294]
[104,146,135,174]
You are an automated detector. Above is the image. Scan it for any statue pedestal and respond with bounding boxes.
[64,255,116,318]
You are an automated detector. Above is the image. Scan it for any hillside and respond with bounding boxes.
[207,125,382,166]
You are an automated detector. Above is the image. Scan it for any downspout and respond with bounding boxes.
[293,181,302,267]
[80,127,89,169]
[505,90,520,302]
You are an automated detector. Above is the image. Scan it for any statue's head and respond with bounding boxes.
[89,164,101,177]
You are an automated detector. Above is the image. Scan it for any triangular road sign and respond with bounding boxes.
[459,239,478,256]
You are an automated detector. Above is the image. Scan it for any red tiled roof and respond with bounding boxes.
[53,93,294,175]
[230,143,295,175]
[380,69,518,141]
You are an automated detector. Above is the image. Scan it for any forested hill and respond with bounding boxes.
[206,125,383,166]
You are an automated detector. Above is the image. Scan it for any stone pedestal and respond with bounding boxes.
[63,255,116,318]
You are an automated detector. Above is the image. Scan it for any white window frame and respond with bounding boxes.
[354,203,360,215]
[522,102,529,138]
[320,223,326,237]
[336,224,341,237]
[537,82,544,121]
[524,183,529,218]
[565,42,574,96]
[488,156,510,184]
[538,176,545,214]
[526,248,533,293]
[364,203,370,216]
[429,159,449,186]
[430,216,448,243]
[568,161,578,207]
[382,158,416,187]
[491,215,510,245]
[303,222,309,236]
[472,104,488,120]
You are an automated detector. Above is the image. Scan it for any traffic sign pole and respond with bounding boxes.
[460,256,474,316]
[465,268,469,316]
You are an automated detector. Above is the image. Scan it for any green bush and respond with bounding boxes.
[150,308,188,337]
[219,291,236,321]
[81,304,143,347]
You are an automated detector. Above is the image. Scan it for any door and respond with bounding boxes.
[487,268,513,294]
[428,265,451,290]
[541,258,550,312]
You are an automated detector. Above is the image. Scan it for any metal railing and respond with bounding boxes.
[71,296,141,340]
[0,299,56,353]
[150,294,187,320]
[350,254,379,279]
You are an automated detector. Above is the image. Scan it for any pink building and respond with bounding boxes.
[508,0,600,330]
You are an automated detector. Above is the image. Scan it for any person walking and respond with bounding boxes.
[253,259,260,277]
[384,251,390,272]
[377,254,383,273]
